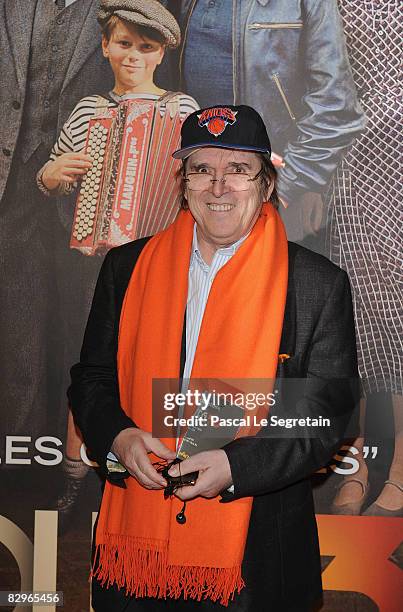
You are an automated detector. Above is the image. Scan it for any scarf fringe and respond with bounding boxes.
[92,535,245,607]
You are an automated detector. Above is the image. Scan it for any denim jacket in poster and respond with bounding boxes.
[159,0,366,203]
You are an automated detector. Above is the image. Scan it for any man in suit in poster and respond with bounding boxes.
[0,0,113,488]
[70,105,358,610]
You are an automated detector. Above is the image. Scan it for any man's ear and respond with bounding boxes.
[157,45,166,66]
[101,35,109,58]
[266,180,275,202]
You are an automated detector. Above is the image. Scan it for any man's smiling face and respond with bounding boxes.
[184,148,265,262]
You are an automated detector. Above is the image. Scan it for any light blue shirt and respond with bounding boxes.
[183,224,248,383]
[183,0,234,108]
[182,225,248,493]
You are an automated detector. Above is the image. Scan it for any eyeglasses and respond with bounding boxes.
[184,168,263,192]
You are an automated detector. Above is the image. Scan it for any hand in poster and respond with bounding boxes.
[271,152,285,168]
[280,191,324,235]
[300,191,324,235]
[111,427,176,490]
[168,450,233,500]
[41,152,92,190]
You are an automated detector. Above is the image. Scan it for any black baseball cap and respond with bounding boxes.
[172,104,271,159]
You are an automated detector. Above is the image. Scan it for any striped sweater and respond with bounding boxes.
[38,92,199,195]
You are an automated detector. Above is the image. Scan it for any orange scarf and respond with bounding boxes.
[93,203,288,605]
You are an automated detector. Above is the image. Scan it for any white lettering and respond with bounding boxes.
[6,436,31,464]
[34,436,63,466]
[120,141,139,211]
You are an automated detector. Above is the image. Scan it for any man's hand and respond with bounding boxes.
[111,427,176,490]
[300,192,323,235]
[271,152,285,169]
[168,450,233,501]
[41,152,92,191]
[280,191,323,235]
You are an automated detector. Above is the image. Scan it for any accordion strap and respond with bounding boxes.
[157,90,181,118]
[93,91,183,118]
[157,90,181,103]
[94,95,112,117]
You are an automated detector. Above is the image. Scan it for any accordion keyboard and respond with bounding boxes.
[72,123,108,242]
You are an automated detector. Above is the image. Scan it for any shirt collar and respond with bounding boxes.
[191,223,249,267]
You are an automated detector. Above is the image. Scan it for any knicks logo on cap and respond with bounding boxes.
[197,107,238,137]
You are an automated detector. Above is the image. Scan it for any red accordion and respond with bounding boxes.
[70,94,185,255]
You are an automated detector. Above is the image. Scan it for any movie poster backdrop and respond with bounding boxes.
[0,1,401,611]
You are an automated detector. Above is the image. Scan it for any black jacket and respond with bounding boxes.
[69,239,358,611]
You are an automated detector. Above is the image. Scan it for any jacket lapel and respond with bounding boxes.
[279,287,296,358]
[5,0,38,92]
[61,0,102,93]
[277,243,297,378]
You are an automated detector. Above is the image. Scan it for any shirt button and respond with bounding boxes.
[56,17,64,25]
[44,100,50,109]
[48,72,54,80]
[3,148,11,156]
[208,0,215,6]
[52,44,58,53]
[12,100,21,110]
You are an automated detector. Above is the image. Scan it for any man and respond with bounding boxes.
[70,105,358,611]
[0,0,113,513]
[158,0,365,250]
[0,0,114,440]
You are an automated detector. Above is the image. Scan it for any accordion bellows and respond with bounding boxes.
[70,94,184,255]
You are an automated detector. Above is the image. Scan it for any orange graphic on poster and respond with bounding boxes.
[317,515,403,612]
